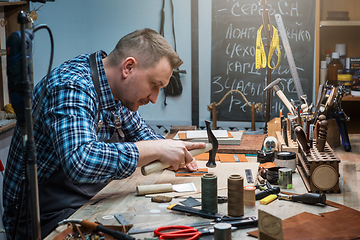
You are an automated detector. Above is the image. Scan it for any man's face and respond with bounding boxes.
[121,57,173,111]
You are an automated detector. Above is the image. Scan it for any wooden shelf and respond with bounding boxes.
[320,20,360,27]
[342,95,360,102]
[0,1,27,7]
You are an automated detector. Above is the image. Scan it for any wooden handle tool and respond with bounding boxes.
[141,143,213,176]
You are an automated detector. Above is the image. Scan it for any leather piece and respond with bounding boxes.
[248,198,360,239]
[218,153,248,162]
[195,152,220,161]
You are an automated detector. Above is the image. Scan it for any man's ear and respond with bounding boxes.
[122,57,136,78]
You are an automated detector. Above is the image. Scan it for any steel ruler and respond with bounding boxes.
[274,14,304,101]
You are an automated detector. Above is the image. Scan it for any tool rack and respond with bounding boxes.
[297,141,340,193]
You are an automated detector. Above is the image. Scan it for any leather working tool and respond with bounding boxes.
[58,219,134,240]
[166,204,258,228]
[255,186,280,201]
[263,78,296,115]
[278,192,326,205]
[154,225,202,240]
[141,120,219,175]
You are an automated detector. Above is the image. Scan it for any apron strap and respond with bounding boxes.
[89,52,103,133]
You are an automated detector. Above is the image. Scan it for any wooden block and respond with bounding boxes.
[326,119,340,148]
[267,117,281,138]
[275,131,298,163]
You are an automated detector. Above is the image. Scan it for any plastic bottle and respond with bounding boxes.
[327,52,343,86]
[325,50,332,66]
[335,44,346,70]
[320,60,327,85]
[344,57,351,74]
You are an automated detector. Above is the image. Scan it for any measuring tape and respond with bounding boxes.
[255,25,281,70]
[274,14,304,101]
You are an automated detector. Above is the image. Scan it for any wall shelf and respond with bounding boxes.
[342,95,360,102]
[320,20,360,27]
[0,1,27,7]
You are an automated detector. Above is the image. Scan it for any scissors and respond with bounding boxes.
[154,225,202,240]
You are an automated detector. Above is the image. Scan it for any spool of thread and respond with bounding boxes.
[214,223,232,240]
[227,174,244,217]
[243,186,256,206]
[201,173,218,213]
[278,168,292,189]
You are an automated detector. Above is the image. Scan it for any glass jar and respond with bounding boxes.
[338,74,352,93]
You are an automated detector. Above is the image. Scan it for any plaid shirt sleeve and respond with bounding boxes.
[42,71,164,184]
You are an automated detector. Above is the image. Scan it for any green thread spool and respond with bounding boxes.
[227,174,244,217]
[201,173,218,213]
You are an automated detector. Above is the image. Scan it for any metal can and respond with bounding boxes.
[278,168,292,189]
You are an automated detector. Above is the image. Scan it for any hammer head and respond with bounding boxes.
[263,78,281,92]
[205,120,218,168]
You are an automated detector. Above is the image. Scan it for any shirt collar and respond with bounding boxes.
[95,50,117,111]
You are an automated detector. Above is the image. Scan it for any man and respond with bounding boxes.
[3,28,205,239]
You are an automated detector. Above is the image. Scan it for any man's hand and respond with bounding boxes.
[136,140,206,171]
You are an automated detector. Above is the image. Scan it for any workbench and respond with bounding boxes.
[45,156,360,239]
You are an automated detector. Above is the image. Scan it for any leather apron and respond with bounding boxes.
[6,53,125,239]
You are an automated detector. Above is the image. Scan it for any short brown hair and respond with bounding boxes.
[107,28,183,69]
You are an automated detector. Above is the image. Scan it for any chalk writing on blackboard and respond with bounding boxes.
[211,0,315,122]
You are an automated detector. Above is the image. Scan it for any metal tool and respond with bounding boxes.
[154,225,202,239]
[264,78,296,115]
[58,219,135,240]
[280,115,288,146]
[141,120,219,175]
[275,14,304,101]
[279,192,326,205]
[245,169,254,184]
[205,120,218,168]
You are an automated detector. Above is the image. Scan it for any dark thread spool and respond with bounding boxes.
[227,174,244,217]
[214,223,232,240]
[201,173,218,213]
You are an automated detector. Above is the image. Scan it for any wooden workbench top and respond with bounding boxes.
[45,157,360,239]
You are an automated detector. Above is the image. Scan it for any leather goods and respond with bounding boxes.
[248,194,360,239]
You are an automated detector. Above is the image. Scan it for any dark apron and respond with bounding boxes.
[6,52,125,239]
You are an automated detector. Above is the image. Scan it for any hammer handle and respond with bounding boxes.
[273,86,295,115]
[141,143,213,176]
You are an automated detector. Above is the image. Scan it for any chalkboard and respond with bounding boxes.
[211,0,315,122]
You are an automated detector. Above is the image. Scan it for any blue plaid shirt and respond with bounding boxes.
[3,51,164,231]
